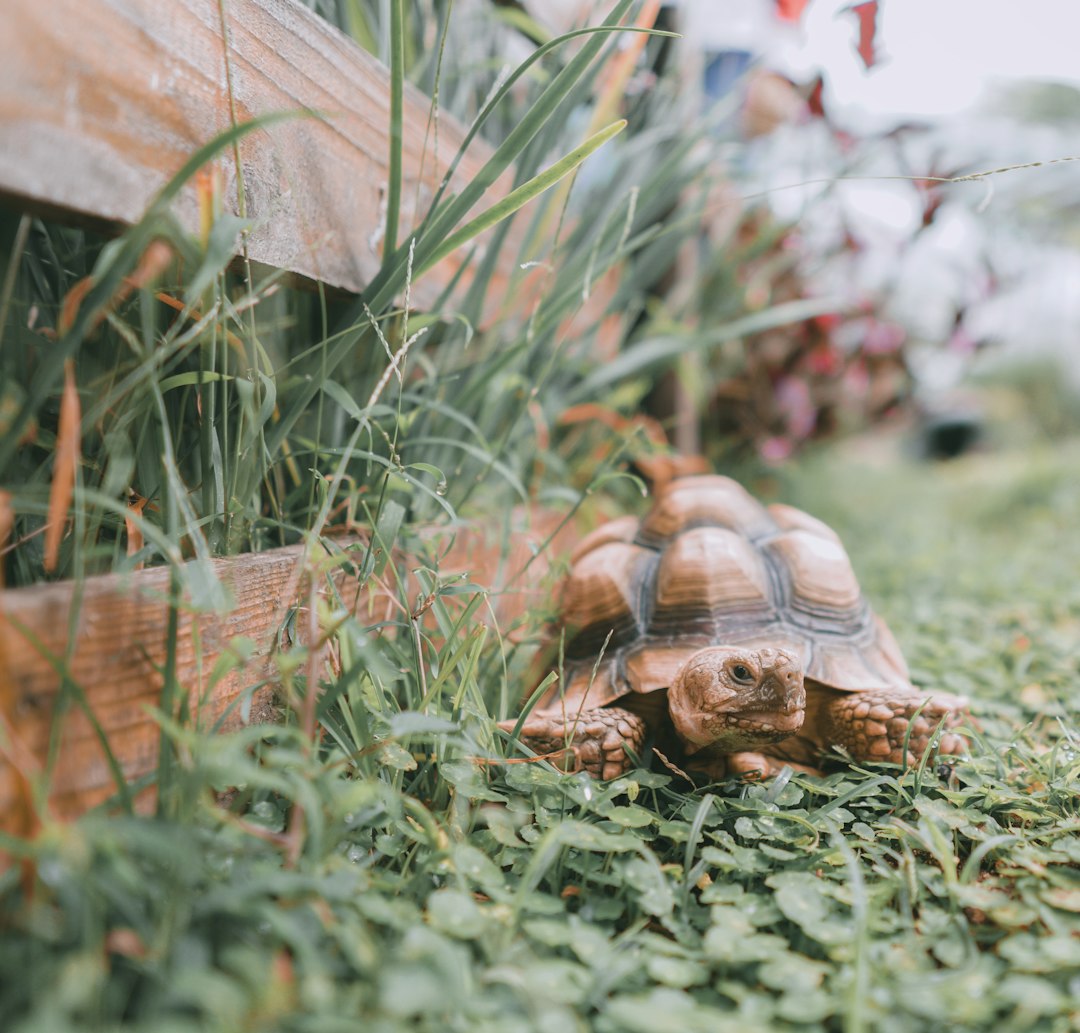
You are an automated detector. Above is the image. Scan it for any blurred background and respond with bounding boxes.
[518,0,1080,465]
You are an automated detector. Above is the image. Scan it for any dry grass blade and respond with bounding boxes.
[125,494,149,568]
[42,360,80,573]
[0,491,12,588]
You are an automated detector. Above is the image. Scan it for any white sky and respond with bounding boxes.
[746,0,1080,372]
[788,0,1080,127]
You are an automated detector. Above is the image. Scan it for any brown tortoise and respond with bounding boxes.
[504,475,967,780]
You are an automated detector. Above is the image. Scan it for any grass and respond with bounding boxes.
[0,0,705,586]
[2,441,1079,1032]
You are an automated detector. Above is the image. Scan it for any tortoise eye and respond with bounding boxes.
[731,663,754,684]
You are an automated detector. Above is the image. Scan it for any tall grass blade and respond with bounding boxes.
[385,0,405,258]
[407,1,636,255]
[572,296,848,397]
[417,22,675,234]
[417,120,628,278]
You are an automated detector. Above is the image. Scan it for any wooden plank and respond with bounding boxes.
[0,0,509,307]
[0,544,314,828]
[0,511,579,829]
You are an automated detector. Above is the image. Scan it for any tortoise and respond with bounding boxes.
[503,475,967,780]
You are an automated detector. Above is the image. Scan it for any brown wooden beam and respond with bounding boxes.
[0,510,578,828]
[0,0,509,306]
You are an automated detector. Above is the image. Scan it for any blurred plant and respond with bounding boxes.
[0,3,663,586]
[694,208,914,464]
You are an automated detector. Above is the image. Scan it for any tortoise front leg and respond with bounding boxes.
[689,751,825,781]
[499,707,647,779]
[816,688,967,766]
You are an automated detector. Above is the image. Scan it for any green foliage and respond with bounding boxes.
[4,446,1080,1032]
[0,1,704,585]
[973,360,1080,443]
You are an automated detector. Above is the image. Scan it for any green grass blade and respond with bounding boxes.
[384,0,404,258]
[416,22,675,235]
[411,9,632,256]
[417,120,627,278]
[506,672,559,745]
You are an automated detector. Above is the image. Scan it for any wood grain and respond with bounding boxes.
[0,0,510,307]
[0,510,579,829]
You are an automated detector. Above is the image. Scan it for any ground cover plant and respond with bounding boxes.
[2,2,1079,1031]
[2,442,1079,1032]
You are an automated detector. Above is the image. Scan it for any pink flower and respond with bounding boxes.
[775,377,817,440]
[760,436,794,464]
[863,320,906,354]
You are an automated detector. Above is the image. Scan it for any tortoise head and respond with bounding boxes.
[667,646,806,754]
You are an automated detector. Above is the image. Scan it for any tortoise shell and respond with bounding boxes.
[548,475,911,710]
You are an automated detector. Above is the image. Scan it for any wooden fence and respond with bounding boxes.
[0,0,562,830]
[0,514,577,828]
[0,0,513,306]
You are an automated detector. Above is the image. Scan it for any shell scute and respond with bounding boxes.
[623,642,709,695]
[767,529,863,616]
[570,514,639,565]
[649,526,773,636]
[561,659,619,711]
[767,502,842,544]
[637,475,773,546]
[872,615,911,682]
[561,539,650,660]
[806,641,898,693]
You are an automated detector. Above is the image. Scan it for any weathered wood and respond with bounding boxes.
[0,544,316,828]
[0,0,510,307]
[0,511,578,828]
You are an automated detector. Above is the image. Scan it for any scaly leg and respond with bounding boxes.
[723,750,825,779]
[681,745,823,782]
[816,688,967,766]
[499,707,647,780]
